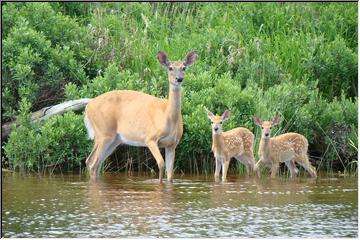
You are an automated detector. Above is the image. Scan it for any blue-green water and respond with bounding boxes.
[2,172,358,238]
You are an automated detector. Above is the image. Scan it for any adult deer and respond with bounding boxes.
[253,116,317,178]
[206,109,258,181]
[84,51,197,182]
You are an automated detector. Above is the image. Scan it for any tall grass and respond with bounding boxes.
[2,2,357,175]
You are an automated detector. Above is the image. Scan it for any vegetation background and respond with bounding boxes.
[2,2,358,176]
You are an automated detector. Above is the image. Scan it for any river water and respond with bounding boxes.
[2,172,358,238]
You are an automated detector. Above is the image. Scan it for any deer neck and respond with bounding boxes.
[212,133,225,154]
[166,83,181,121]
[259,137,271,159]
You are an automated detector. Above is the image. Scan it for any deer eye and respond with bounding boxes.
[211,121,213,124]
[182,67,186,71]
[169,67,173,71]
[220,121,223,124]
[270,127,272,129]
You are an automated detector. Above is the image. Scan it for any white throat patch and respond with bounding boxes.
[170,83,182,91]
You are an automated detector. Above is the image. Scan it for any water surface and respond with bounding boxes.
[2,172,358,238]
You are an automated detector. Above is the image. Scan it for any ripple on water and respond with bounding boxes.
[2,173,358,238]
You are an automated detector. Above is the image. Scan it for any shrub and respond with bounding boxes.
[4,110,92,174]
[2,3,92,121]
[2,2,357,174]
[307,36,357,100]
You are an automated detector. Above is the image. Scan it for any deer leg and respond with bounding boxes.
[235,155,250,176]
[165,146,176,182]
[270,162,280,178]
[250,154,261,178]
[284,160,298,178]
[247,154,256,175]
[147,141,165,183]
[254,158,264,177]
[214,157,221,181]
[222,158,230,182]
[238,152,257,176]
[89,136,119,178]
[86,143,98,167]
[88,140,106,178]
[244,161,250,176]
[94,136,121,176]
[291,160,299,175]
[296,155,317,178]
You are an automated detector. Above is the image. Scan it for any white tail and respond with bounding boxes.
[206,109,258,181]
[84,113,94,140]
[84,51,197,182]
[253,116,317,178]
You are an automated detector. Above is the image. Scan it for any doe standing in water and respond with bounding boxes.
[253,116,317,178]
[206,109,258,181]
[84,51,197,182]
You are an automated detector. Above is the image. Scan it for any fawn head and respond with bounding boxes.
[157,51,197,89]
[254,116,280,139]
[205,108,231,135]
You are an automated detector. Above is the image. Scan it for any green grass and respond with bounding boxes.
[2,2,358,175]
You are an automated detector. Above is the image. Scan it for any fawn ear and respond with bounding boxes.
[222,110,230,121]
[157,51,170,67]
[205,107,214,120]
[253,116,263,126]
[272,115,280,126]
[184,51,197,66]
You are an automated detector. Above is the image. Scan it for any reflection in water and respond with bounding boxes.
[2,172,358,238]
[85,176,177,237]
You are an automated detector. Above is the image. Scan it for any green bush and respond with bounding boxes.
[2,3,357,174]
[4,110,92,173]
[308,36,357,100]
[2,3,92,121]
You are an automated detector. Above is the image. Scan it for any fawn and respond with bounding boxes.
[206,109,258,181]
[253,116,317,178]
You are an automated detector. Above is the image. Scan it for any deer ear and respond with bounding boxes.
[253,116,263,126]
[204,107,214,120]
[157,51,170,67]
[222,110,230,121]
[272,115,280,126]
[184,51,197,66]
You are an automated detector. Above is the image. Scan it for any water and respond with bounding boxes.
[2,172,358,238]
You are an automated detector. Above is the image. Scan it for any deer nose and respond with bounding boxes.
[265,133,269,137]
[176,77,183,83]
[214,127,219,132]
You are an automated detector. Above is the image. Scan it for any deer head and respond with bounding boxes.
[253,115,280,139]
[206,108,231,134]
[157,51,197,89]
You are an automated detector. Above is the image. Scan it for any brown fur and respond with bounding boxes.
[85,51,197,182]
[206,110,258,181]
[254,117,317,178]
